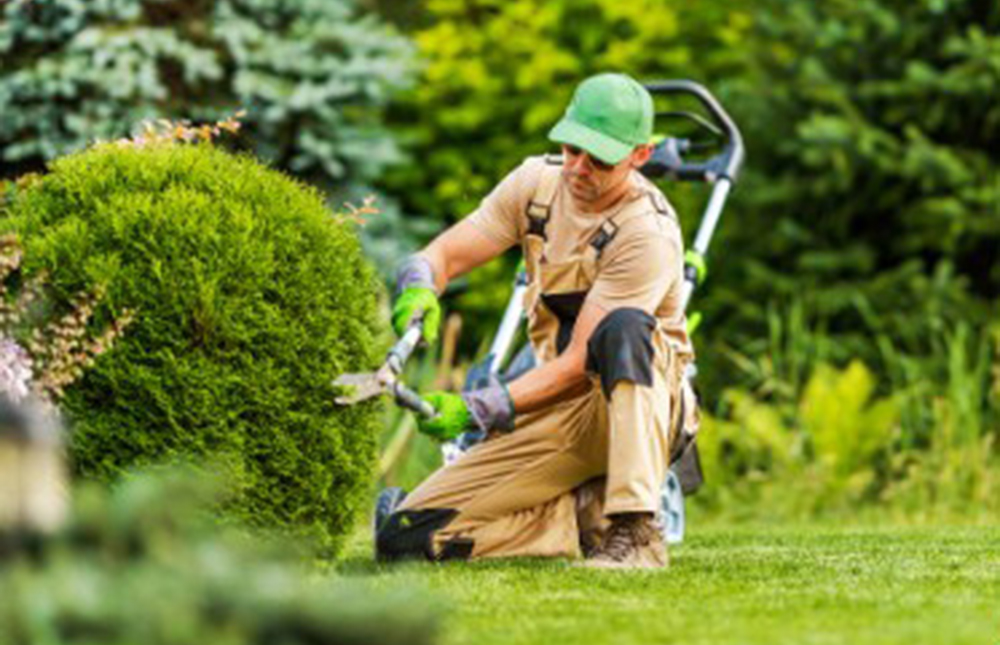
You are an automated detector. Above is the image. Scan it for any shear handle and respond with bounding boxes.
[393,382,437,418]
[386,313,424,375]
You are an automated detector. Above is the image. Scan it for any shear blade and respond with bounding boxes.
[333,372,383,405]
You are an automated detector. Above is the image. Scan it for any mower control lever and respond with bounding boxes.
[642,137,691,180]
[641,80,745,184]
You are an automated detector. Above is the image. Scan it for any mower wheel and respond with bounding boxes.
[660,469,685,545]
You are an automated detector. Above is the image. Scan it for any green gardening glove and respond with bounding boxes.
[687,311,703,337]
[417,391,472,441]
[391,287,442,345]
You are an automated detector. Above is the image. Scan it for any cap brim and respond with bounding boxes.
[548,119,632,165]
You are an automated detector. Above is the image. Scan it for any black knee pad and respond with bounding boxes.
[375,508,473,562]
[586,308,656,398]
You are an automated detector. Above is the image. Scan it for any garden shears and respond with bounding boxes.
[333,314,437,418]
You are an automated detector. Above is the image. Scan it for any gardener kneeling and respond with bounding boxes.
[376,73,695,570]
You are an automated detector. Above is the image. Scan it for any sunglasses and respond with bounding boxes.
[564,145,617,171]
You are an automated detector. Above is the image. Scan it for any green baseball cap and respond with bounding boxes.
[548,73,654,165]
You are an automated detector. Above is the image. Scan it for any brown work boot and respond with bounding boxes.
[574,477,609,557]
[580,512,667,570]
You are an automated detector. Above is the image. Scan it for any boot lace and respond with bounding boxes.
[597,515,656,562]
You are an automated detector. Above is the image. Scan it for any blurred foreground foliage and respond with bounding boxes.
[0,467,439,645]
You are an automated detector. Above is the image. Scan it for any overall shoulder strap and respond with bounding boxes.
[646,189,678,224]
[525,159,562,240]
[588,190,666,259]
[633,172,679,223]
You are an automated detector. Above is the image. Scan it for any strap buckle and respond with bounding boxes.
[589,219,620,257]
[526,202,551,240]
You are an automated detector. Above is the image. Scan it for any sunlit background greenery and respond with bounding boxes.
[2,0,997,525]
[372,0,1000,523]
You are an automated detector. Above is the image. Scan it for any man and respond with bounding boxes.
[376,72,695,569]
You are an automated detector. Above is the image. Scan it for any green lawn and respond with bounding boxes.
[339,523,1000,645]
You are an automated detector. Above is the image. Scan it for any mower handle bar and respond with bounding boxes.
[641,80,745,184]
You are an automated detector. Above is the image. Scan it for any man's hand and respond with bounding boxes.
[392,287,441,345]
[417,381,515,441]
[392,219,508,347]
[418,391,472,441]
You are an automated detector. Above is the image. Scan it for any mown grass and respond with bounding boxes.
[338,522,1000,645]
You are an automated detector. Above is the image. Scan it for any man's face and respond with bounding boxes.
[560,144,651,206]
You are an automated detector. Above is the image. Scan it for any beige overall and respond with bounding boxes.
[389,161,693,561]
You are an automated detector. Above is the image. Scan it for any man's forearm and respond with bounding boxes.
[415,218,509,295]
[506,352,592,415]
[416,229,469,294]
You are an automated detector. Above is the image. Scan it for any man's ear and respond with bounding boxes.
[630,144,653,168]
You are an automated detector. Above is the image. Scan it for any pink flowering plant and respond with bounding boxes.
[111,112,246,149]
[0,113,251,406]
[0,234,133,407]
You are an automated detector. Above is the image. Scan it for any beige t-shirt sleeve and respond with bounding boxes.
[587,225,681,316]
[465,157,544,249]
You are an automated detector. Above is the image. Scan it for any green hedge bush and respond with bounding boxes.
[3,141,386,555]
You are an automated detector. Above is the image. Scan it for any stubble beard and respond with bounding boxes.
[563,169,603,206]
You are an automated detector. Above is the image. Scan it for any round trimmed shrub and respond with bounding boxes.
[3,142,386,554]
